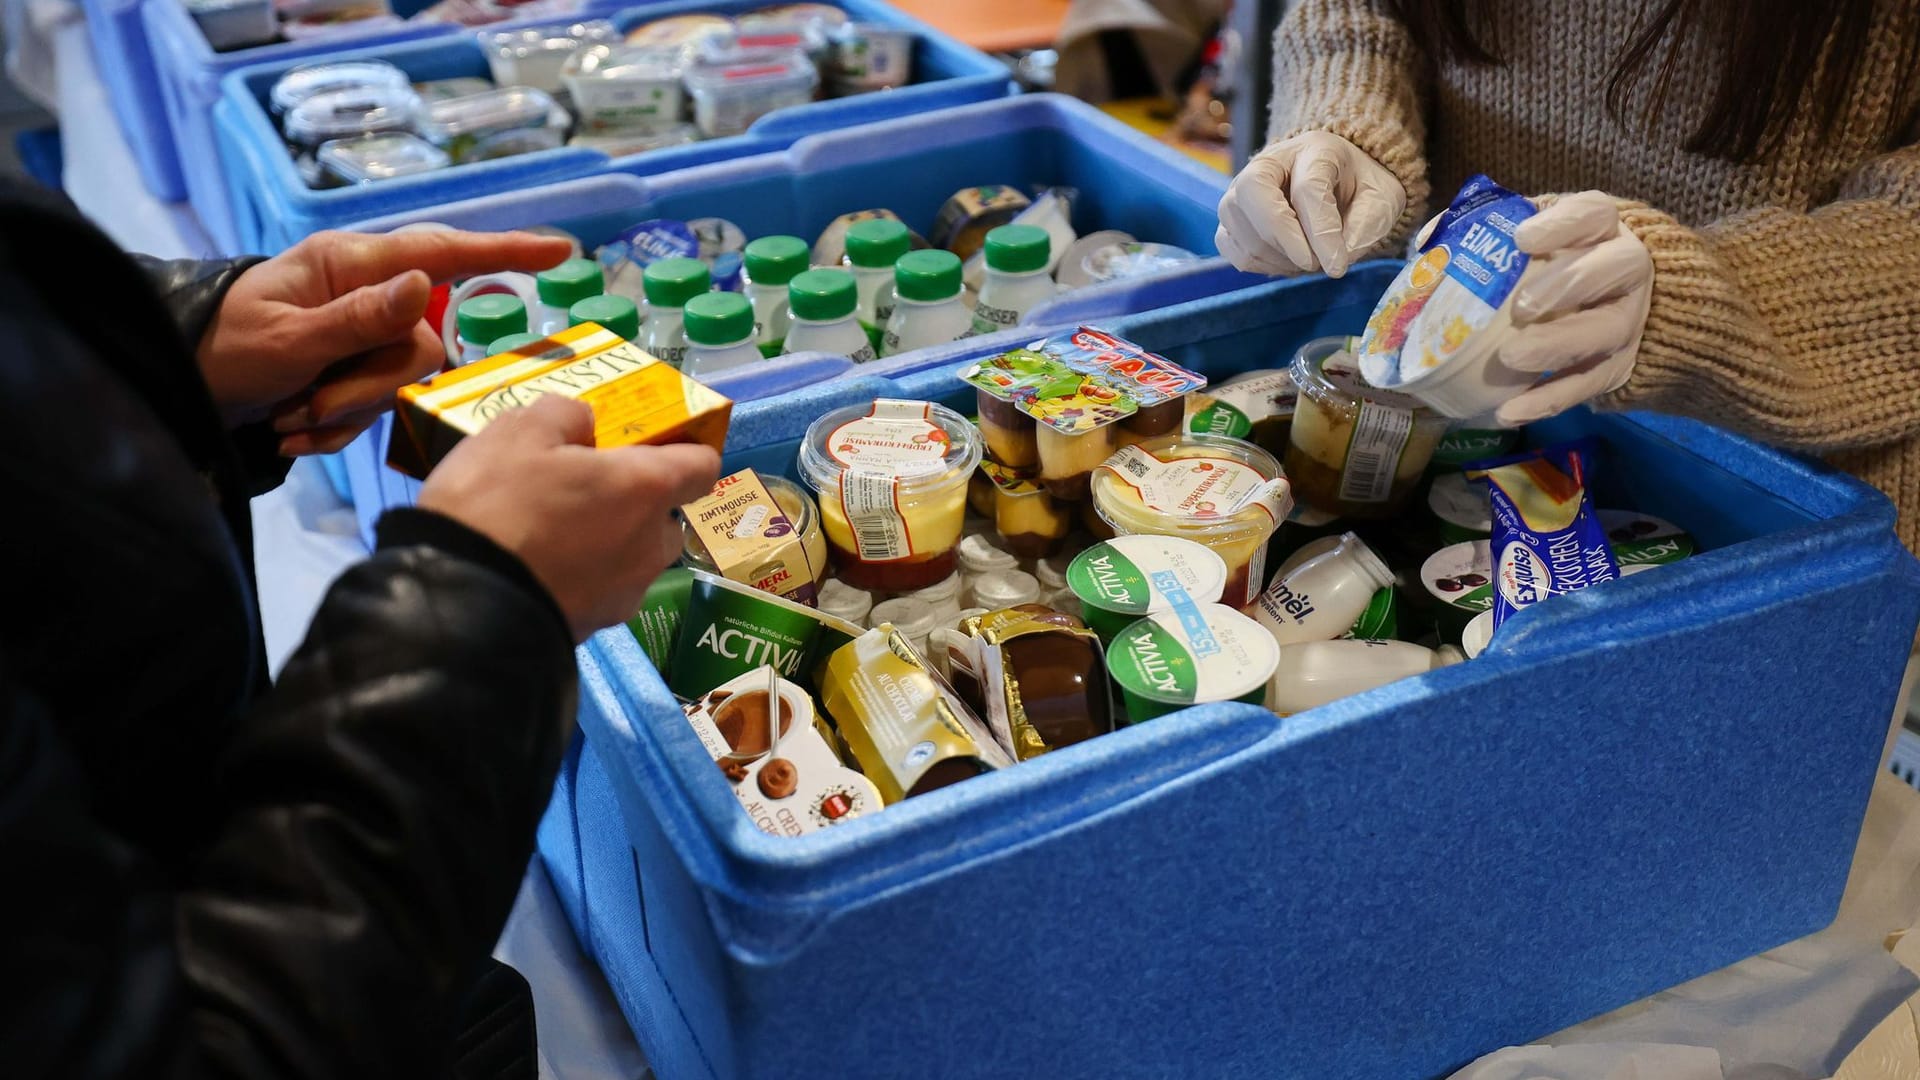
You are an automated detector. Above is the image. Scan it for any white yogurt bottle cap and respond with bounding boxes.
[816,578,874,626]
[973,569,1041,612]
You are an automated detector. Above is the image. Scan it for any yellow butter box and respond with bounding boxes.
[387,322,732,479]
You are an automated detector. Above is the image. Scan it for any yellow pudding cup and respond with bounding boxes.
[1090,433,1286,607]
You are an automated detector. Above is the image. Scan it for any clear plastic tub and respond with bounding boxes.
[828,22,914,94]
[270,59,410,117]
[317,132,451,183]
[562,44,686,133]
[1285,336,1449,520]
[683,48,819,138]
[479,19,619,94]
[283,84,422,153]
[1090,432,1286,608]
[797,400,983,592]
[566,124,699,156]
[419,86,559,163]
[624,13,732,55]
[465,126,566,162]
[184,0,277,52]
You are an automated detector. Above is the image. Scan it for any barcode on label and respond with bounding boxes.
[1122,456,1152,479]
[842,470,909,561]
[1339,400,1413,504]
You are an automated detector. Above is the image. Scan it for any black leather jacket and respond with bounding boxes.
[0,183,577,1078]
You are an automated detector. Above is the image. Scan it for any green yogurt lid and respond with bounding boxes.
[1066,535,1227,616]
[1107,602,1278,706]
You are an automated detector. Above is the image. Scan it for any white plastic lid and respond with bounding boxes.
[796,399,982,498]
[270,60,408,115]
[284,85,422,147]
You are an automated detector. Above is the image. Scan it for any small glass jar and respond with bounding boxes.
[1285,337,1448,520]
[1090,432,1285,608]
[679,474,828,590]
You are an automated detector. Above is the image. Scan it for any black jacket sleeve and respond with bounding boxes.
[131,254,295,498]
[1,516,575,1080]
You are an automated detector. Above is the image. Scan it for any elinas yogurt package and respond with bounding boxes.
[1357,175,1540,419]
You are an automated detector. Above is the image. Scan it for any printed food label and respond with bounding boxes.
[1338,398,1413,505]
[1109,604,1277,706]
[1599,509,1696,567]
[1188,370,1298,440]
[681,667,882,836]
[1475,443,1619,628]
[1421,539,1496,614]
[681,469,819,606]
[1357,174,1538,388]
[829,400,950,563]
[962,327,1207,435]
[1067,535,1227,616]
[1096,446,1292,525]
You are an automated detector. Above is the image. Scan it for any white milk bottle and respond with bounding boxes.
[882,250,972,357]
[970,224,1055,336]
[454,295,527,365]
[844,218,911,354]
[1248,532,1395,645]
[681,292,765,379]
[532,257,603,335]
[742,234,809,357]
[1267,639,1464,715]
[781,269,876,362]
[639,256,710,368]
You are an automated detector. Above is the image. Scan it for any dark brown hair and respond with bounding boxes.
[1385,0,1919,163]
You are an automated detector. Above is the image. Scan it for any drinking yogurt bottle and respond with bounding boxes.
[1247,533,1395,646]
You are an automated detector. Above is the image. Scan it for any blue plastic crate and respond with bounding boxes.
[332,93,1257,542]
[82,0,186,199]
[210,0,1015,254]
[143,0,483,252]
[544,274,1920,1079]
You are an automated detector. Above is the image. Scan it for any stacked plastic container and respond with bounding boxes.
[208,0,1015,253]
[542,270,1920,1079]
[336,94,1265,546]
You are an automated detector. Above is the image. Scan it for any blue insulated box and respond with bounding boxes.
[83,0,187,199]
[211,0,1014,254]
[143,0,459,250]
[545,272,1920,1079]
[333,93,1260,541]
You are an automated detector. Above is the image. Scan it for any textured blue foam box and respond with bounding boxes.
[211,0,1013,254]
[547,273,1920,1079]
[333,93,1258,539]
[82,0,187,199]
[143,0,468,250]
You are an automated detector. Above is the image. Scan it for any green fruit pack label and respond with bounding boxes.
[670,571,842,700]
[1600,510,1696,568]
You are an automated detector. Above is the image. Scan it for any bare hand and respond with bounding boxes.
[197,229,572,454]
[416,397,723,642]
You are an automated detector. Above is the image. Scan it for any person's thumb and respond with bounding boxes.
[494,394,597,450]
[298,269,433,360]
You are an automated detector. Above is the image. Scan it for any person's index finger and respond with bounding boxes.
[336,229,575,289]
[608,442,724,506]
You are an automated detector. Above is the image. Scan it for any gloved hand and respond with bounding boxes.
[1494,191,1654,427]
[1215,131,1405,278]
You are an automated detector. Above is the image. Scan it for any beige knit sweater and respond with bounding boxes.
[1270,0,1920,554]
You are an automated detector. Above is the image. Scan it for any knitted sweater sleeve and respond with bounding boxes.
[1267,0,1432,249]
[1605,143,1920,456]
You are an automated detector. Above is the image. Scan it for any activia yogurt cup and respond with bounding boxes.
[798,399,983,592]
[1600,509,1696,568]
[1089,433,1290,607]
[1427,471,1492,544]
[1107,603,1279,721]
[1419,538,1494,643]
[1067,535,1228,643]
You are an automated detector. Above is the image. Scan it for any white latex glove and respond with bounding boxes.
[1215,131,1406,278]
[1494,191,1654,427]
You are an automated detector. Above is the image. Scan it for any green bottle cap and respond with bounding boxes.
[456,294,527,347]
[893,249,963,303]
[642,257,711,308]
[743,235,810,287]
[984,224,1051,274]
[684,291,756,346]
[787,269,858,322]
[535,258,604,308]
[486,331,546,355]
[569,294,641,341]
[844,219,911,269]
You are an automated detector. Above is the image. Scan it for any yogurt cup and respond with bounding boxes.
[1600,509,1697,568]
[1429,423,1520,473]
[1066,534,1228,643]
[1090,433,1290,607]
[1107,603,1278,722]
[683,48,819,139]
[1427,471,1491,544]
[1461,609,1495,659]
[1285,336,1449,520]
[1419,539,1495,644]
[797,399,983,592]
